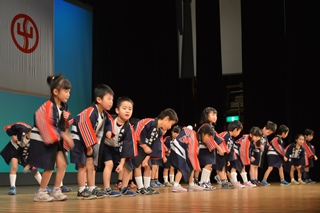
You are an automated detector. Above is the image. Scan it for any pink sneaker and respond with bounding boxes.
[233,181,245,188]
[188,184,204,192]
[172,184,187,193]
[244,181,256,188]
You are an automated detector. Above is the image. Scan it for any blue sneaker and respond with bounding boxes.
[60,185,73,193]
[280,180,290,186]
[104,187,121,197]
[156,181,165,188]
[8,186,16,195]
[150,182,159,188]
[261,180,270,186]
[120,187,136,197]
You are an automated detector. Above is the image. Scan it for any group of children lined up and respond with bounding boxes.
[0,73,317,202]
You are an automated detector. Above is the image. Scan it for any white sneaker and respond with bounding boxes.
[172,184,187,192]
[291,179,300,185]
[234,181,245,188]
[33,190,54,202]
[51,189,68,201]
[244,181,256,188]
[188,184,204,192]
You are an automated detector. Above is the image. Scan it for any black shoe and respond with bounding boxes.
[77,189,95,200]
[146,187,160,194]
[91,187,107,199]
[121,187,137,197]
[136,187,153,195]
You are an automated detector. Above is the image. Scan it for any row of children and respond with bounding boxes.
[160,116,317,192]
[1,73,317,201]
[1,73,180,201]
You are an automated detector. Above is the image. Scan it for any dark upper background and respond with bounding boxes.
[74,1,320,180]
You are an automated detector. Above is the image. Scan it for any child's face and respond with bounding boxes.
[160,117,176,131]
[98,93,113,111]
[231,129,242,137]
[171,131,180,140]
[116,101,133,122]
[56,88,71,103]
[296,135,305,146]
[305,134,314,142]
[208,111,217,124]
[263,128,274,137]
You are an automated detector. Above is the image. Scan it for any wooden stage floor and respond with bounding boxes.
[0,183,319,213]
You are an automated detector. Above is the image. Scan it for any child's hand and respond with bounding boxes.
[141,144,152,154]
[284,156,288,162]
[315,155,318,161]
[250,156,255,162]
[61,131,74,149]
[87,146,93,156]
[106,131,112,139]
[62,110,70,120]
[163,156,167,163]
[115,164,123,173]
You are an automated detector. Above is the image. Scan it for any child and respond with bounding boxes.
[170,124,211,192]
[102,96,137,197]
[132,108,178,195]
[70,84,114,199]
[28,73,74,202]
[260,124,290,186]
[302,129,317,184]
[162,125,181,187]
[196,107,225,190]
[284,134,306,185]
[217,120,243,189]
[0,122,44,195]
[250,121,277,186]
[229,126,263,188]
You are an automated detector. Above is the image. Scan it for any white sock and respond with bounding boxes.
[163,176,168,183]
[231,172,238,183]
[9,174,16,187]
[135,176,144,189]
[200,168,211,184]
[143,176,151,188]
[79,186,85,192]
[240,172,248,183]
[169,174,174,183]
[33,172,42,184]
[60,181,63,187]
[9,174,17,186]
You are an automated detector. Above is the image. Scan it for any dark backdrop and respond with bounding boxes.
[90,0,320,182]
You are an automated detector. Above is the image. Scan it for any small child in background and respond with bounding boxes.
[284,134,306,185]
[261,124,290,186]
[250,121,277,186]
[229,126,262,188]
[162,125,181,187]
[217,120,243,189]
[302,129,317,184]
[132,108,178,195]
[0,122,44,195]
[170,125,211,192]
[196,107,225,190]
